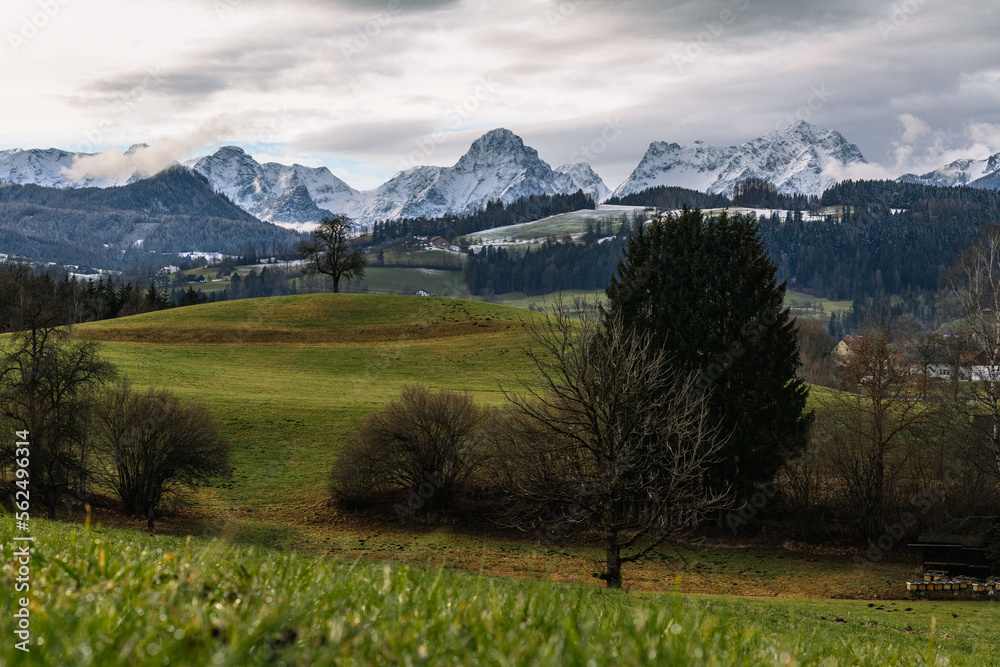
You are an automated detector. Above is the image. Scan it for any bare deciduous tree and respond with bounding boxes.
[92,382,231,529]
[298,215,366,293]
[943,224,1000,477]
[821,321,928,539]
[0,304,116,518]
[497,300,730,589]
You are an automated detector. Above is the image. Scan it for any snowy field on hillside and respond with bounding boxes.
[461,204,830,246]
[460,205,651,244]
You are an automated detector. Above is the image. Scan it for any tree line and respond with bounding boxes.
[761,180,1000,302]
[604,179,817,211]
[463,235,627,296]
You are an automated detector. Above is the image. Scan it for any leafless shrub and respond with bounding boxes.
[92,382,231,527]
[330,385,487,512]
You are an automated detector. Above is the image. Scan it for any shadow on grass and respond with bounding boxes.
[230,522,297,550]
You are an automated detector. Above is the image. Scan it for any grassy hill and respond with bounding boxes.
[4,518,992,665]
[73,295,533,511]
[11,291,995,662]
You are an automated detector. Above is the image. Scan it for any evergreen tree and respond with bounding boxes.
[604,206,809,497]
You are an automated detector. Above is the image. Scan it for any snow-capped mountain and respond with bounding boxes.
[350,129,610,222]
[186,129,610,226]
[612,121,868,198]
[0,146,152,188]
[184,147,361,229]
[898,153,1000,189]
[0,131,610,227]
[555,162,611,202]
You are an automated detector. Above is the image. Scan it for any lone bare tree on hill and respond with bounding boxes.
[298,215,366,293]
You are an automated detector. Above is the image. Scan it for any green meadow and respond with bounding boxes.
[77,295,533,508]
[3,291,990,663]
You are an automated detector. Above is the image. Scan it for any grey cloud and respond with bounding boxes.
[228,0,461,13]
[292,119,440,155]
[91,71,228,98]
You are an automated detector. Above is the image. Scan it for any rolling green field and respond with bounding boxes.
[4,519,997,665]
[4,291,992,662]
[785,290,854,320]
[71,294,840,528]
[375,248,465,269]
[76,295,533,509]
[354,266,466,296]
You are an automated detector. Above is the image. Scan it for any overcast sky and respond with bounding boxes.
[3,0,999,190]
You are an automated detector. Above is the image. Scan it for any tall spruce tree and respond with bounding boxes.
[604,206,809,498]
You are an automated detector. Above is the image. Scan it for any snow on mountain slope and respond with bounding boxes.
[349,129,611,221]
[611,141,738,195]
[180,130,610,226]
[184,147,361,228]
[612,121,867,198]
[0,146,152,188]
[0,148,81,187]
[554,162,611,202]
[0,131,610,227]
[898,153,1000,188]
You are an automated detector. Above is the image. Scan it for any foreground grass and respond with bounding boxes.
[5,519,991,665]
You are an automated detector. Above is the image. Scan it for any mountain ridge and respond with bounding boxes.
[898,152,1000,189]
[0,123,925,228]
[612,121,868,198]
[0,129,610,228]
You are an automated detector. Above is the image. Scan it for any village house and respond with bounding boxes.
[832,335,996,382]
[831,336,861,366]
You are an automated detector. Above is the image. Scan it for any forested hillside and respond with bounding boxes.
[761,180,1000,300]
[0,167,302,269]
[370,190,595,243]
